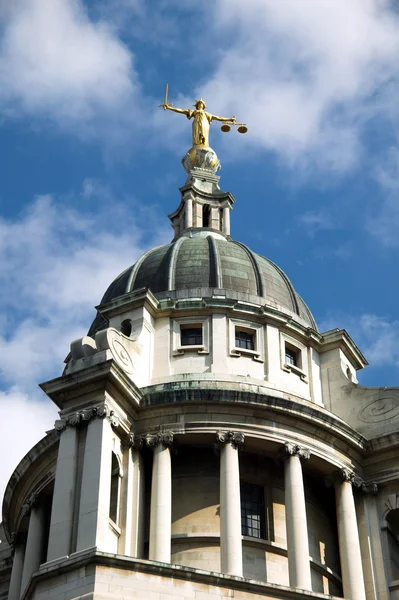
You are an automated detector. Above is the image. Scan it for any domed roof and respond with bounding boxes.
[89,232,317,334]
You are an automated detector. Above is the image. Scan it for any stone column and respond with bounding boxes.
[223,206,230,235]
[47,421,79,560]
[119,433,145,558]
[281,442,312,590]
[333,469,366,600]
[185,198,193,229]
[217,431,244,577]
[20,500,47,595]
[7,539,25,600]
[147,432,173,563]
[211,207,219,230]
[76,405,114,552]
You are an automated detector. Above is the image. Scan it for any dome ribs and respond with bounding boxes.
[167,237,186,291]
[264,257,300,316]
[231,241,265,297]
[207,236,222,288]
[126,244,167,293]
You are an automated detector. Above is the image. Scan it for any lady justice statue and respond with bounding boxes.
[159,84,247,175]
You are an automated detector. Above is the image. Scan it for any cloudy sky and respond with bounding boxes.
[1,0,399,499]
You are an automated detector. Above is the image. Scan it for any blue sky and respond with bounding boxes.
[1,0,399,497]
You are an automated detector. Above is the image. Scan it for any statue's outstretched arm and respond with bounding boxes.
[161,104,190,116]
[210,113,236,123]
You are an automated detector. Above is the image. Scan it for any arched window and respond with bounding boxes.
[121,319,132,337]
[386,509,399,580]
[109,453,121,525]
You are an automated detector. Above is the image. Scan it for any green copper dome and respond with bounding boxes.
[89,232,317,335]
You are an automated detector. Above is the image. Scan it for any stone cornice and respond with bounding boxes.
[26,548,338,600]
[140,381,368,454]
[40,359,143,412]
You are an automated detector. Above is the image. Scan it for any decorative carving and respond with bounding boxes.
[21,493,39,517]
[122,431,143,450]
[55,403,118,431]
[182,147,221,174]
[145,432,174,449]
[359,397,399,423]
[95,328,136,375]
[216,431,245,449]
[325,468,375,494]
[280,442,311,461]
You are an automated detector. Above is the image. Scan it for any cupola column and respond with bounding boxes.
[47,423,79,560]
[333,469,366,600]
[222,206,230,235]
[217,431,244,577]
[185,198,193,229]
[147,432,174,563]
[281,443,312,590]
[7,538,25,600]
[20,500,47,595]
[76,406,114,552]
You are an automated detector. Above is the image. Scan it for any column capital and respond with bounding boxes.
[55,403,119,432]
[122,431,143,450]
[325,468,375,493]
[21,493,39,517]
[280,441,311,461]
[146,431,174,449]
[216,431,244,449]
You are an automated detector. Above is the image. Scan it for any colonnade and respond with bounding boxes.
[8,422,369,600]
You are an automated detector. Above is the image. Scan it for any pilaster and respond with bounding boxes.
[76,404,115,553]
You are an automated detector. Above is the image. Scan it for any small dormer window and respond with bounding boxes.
[172,317,210,355]
[181,326,203,347]
[285,346,298,367]
[235,329,255,351]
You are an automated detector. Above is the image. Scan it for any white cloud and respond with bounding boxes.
[0,389,56,507]
[199,0,399,173]
[298,210,338,236]
[366,146,399,246]
[0,185,170,500]
[0,0,138,138]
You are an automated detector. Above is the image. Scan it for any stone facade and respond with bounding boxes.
[2,166,399,600]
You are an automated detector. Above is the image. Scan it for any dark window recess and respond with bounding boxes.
[235,330,255,351]
[109,453,120,523]
[203,205,211,228]
[241,482,266,539]
[121,319,132,337]
[285,347,298,366]
[181,327,203,346]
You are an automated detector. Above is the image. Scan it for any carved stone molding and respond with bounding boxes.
[122,431,143,450]
[216,431,245,449]
[21,493,39,517]
[55,403,119,432]
[280,442,311,461]
[9,532,27,548]
[325,468,376,494]
[146,432,174,449]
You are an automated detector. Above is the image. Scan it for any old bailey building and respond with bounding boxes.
[1,95,399,600]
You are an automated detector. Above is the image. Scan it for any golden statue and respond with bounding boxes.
[160,84,247,149]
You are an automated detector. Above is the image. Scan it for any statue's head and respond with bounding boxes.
[194,98,206,110]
